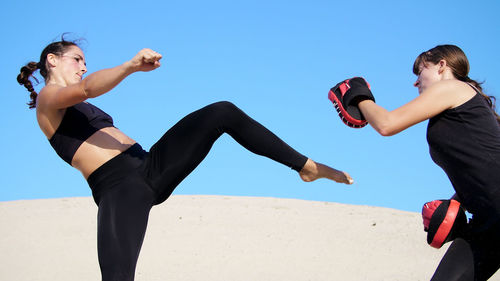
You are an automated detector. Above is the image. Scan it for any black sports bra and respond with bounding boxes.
[49,102,114,164]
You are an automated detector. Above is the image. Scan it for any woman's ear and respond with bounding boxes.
[46,53,58,67]
[438,59,447,74]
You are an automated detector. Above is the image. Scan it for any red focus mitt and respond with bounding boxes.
[328,77,374,128]
[422,199,467,249]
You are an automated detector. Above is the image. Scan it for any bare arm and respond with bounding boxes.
[38,48,162,109]
[358,80,467,136]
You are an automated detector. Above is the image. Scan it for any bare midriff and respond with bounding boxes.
[71,127,137,179]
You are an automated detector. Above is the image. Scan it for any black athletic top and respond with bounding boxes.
[49,102,114,164]
[427,91,500,231]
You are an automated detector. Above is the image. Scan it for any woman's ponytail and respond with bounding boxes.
[17,61,40,109]
[462,76,500,124]
[17,35,80,109]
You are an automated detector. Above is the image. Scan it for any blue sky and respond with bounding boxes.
[2,0,499,212]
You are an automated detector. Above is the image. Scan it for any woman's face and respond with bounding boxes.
[54,45,87,85]
[414,61,441,94]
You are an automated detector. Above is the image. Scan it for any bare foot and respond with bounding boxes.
[299,159,353,185]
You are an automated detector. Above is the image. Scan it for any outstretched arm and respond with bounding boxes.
[358,80,463,136]
[38,48,162,109]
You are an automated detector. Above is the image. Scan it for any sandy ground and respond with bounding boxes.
[1,195,499,281]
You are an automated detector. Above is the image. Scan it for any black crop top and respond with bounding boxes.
[49,102,114,165]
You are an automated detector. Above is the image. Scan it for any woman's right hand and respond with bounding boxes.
[127,48,163,72]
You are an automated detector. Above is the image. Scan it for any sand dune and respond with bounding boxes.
[1,195,499,281]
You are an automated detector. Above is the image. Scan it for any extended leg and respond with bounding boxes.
[142,101,350,203]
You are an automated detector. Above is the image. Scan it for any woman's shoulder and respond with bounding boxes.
[37,84,63,107]
[427,80,476,109]
[37,82,88,110]
[431,79,471,92]
[39,84,63,95]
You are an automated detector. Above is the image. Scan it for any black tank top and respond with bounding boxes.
[49,102,114,165]
[427,91,500,228]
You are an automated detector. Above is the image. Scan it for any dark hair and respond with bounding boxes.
[17,36,79,109]
[413,44,500,123]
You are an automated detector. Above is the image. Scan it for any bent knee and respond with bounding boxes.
[206,101,242,117]
[209,101,238,111]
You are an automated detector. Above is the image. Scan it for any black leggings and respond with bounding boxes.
[431,222,500,281]
[87,101,308,281]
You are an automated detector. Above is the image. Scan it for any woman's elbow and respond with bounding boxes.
[373,124,398,137]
